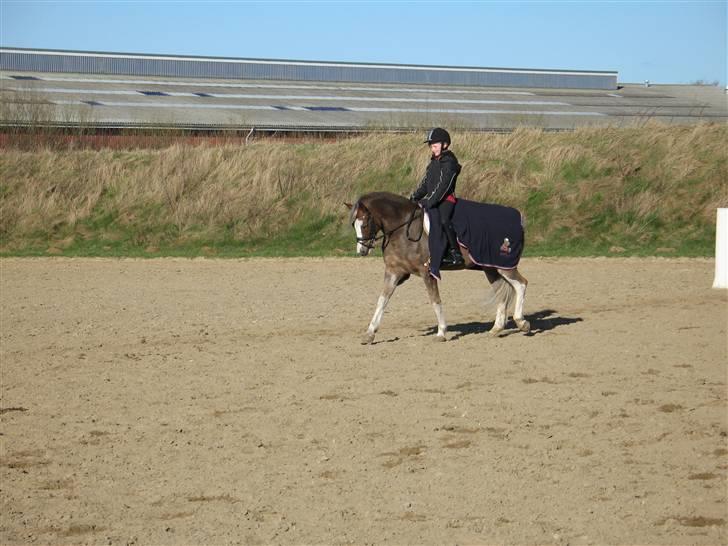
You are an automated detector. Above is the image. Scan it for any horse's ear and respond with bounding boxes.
[344,202,353,210]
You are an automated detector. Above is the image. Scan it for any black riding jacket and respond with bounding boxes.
[410,150,462,210]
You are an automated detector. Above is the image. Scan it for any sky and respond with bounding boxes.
[1,1,726,86]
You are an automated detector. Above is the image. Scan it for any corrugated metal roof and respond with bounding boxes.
[0,47,619,90]
[2,50,725,131]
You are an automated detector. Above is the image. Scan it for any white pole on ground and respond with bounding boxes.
[713,208,728,289]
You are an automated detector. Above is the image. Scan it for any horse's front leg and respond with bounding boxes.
[362,270,401,345]
[423,274,447,341]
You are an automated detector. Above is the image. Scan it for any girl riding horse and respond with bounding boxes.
[409,127,464,267]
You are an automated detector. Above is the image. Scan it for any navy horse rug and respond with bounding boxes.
[426,199,525,279]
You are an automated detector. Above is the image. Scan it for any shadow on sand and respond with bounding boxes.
[422,309,583,340]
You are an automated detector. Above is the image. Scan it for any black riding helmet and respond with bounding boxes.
[424,127,451,146]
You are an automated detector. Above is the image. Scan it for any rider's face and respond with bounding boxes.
[429,142,443,157]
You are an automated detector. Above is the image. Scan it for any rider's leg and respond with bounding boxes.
[438,201,464,265]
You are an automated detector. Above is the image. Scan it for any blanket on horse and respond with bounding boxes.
[427,199,524,279]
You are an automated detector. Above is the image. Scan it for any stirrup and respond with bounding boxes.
[441,249,464,267]
[449,252,465,266]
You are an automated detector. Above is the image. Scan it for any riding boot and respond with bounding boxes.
[442,223,464,266]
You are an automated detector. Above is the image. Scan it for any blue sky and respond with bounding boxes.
[1,1,726,85]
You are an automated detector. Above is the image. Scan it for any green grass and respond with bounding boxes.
[1,124,726,258]
[1,215,713,259]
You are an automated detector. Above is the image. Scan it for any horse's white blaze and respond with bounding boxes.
[354,218,366,254]
[433,302,447,337]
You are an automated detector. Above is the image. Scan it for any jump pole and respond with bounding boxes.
[713,208,728,289]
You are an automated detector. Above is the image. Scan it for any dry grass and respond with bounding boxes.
[0,123,726,256]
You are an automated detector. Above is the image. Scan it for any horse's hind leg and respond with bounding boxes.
[499,268,530,333]
[362,270,401,345]
[485,268,509,335]
[423,274,447,341]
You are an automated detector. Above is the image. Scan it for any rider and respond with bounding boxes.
[409,127,464,266]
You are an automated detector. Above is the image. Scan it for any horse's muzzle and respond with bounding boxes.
[356,243,372,256]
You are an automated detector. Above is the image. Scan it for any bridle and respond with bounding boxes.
[353,203,424,251]
[354,212,383,250]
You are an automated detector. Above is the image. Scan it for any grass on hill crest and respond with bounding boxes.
[1,123,726,257]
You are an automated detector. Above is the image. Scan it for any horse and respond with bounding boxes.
[346,192,530,344]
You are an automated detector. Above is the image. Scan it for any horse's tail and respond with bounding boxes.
[485,276,516,315]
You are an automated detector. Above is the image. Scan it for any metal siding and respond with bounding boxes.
[0,49,618,89]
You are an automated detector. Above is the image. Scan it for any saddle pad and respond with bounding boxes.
[427,199,524,279]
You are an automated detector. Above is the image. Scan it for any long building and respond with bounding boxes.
[1,47,725,132]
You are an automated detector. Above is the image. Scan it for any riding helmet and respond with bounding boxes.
[424,127,451,145]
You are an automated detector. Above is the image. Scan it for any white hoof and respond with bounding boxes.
[516,319,531,333]
[433,334,447,342]
[361,333,375,345]
[489,326,504,337]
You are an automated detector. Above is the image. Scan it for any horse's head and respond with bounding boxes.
[345,201,381,256]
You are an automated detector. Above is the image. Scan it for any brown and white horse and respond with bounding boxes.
[346,192,530,344]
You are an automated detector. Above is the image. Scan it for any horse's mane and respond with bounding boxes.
[354,192,417,223]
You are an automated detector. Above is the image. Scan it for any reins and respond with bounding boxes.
[356,206,424,251]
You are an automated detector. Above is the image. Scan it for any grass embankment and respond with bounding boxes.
[1,124,726,257]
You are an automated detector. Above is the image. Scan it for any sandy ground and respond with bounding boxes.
[0,257,726,546]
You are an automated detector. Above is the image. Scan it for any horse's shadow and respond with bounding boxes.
[422,309,583,340]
